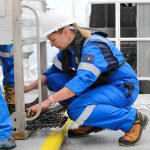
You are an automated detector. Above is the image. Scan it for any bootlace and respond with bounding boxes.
[8,138,15,143]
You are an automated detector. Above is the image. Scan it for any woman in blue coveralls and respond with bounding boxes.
[25,8,148,146]
[0,44,16,149]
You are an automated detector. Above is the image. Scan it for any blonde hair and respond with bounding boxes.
[71,23,91,38]
[53,23,91,38]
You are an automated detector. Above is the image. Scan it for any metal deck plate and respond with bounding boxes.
[12,95,150,150]
[61,95,150,150]
[61,122,150,150]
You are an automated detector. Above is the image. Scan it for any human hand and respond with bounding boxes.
[27,99,52,117]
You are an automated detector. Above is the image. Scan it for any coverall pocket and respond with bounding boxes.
[123,82,135,98]
[116,81,135,98]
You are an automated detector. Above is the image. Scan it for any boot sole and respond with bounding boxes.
[68,127,104,138]
[119,115,149,146]
[0,145,16,150]
[142,115,149,129]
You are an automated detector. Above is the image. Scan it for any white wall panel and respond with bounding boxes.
[0,0,5,16]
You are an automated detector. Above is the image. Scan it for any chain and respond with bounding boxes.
[26,104,68,130]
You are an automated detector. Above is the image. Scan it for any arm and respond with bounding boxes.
[28,44,105,115]
[28,86,75,115]
[24,75,46,93]
[49,86,75,102]
[25,52,63,93]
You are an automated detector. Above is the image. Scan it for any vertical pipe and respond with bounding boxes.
[137,4,140,76]
[40,41,48,100]
[105,4,108,27]
[12,0,26,132]
[41,0,47,12]
[115,2,120,49]
[85,0,90,26]
[72,0,76,19]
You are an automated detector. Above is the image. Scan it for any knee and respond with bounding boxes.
[67,106,76,121]
[67,105,81,121]
[46,74,60,91]
[46,73,71,92]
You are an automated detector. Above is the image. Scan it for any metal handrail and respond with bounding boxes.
[88,0,150,77]
[88,0,150,49]
[108,37,150,41]
[89,0,150,4]
[22,5,42,121]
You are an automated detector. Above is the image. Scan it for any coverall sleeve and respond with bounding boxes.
[43,52,63,77]
[65,42,108,95]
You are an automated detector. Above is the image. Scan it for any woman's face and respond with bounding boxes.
[47,28,73,50]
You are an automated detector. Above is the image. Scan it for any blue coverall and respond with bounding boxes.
[0,44,14,140]
[43,34,139,133]
[0,44,14,87]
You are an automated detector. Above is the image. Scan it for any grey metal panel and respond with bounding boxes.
[0,0,5,16]
[137,4,150,77]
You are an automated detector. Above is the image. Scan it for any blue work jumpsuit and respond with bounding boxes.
[0,44,14,140]
[43,34,139,133]
[0,44,14,87]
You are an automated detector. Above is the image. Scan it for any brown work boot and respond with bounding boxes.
[68,126,104,137]
[119,111,149,146]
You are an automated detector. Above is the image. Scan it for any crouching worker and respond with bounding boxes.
[25,8,148,146]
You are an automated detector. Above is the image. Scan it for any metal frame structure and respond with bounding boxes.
[88,0,150,77]
[12,0,48,139]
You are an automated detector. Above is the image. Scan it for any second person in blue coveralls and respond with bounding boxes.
[0,44,15,114]
[0,44,16,149]
[25,8,149,146]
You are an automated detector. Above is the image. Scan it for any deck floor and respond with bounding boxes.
[61,94,150,150]
[13,94,150,150]
[61,110,150,150]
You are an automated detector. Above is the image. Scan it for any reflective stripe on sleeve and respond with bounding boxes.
[0,50,13,58]
[76,105,96,125]
[52,55,63,71]
[78,62,101,77]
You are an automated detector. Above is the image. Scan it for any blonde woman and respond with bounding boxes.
[25,8,148,146]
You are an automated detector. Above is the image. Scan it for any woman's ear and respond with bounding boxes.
[62,27,69,35]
